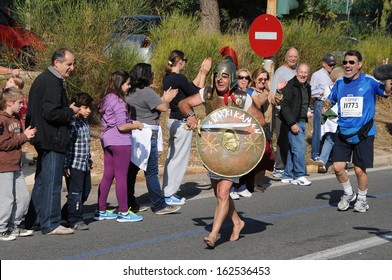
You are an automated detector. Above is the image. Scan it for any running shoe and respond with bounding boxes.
[94,209,117,220]
[337,193,357,211]
[354,199,369,213]
[116,210,143,222]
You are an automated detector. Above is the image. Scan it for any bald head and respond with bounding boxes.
[296,63,310,85]
[285,47,299,69]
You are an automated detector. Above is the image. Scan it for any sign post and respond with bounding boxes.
[267,0,277,16]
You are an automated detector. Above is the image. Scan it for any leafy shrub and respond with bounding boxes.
[12,0,151,98]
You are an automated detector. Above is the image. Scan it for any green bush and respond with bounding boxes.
[265,19,391,75]
[358,30,392,73]
[150,12,263,91]
[13,0,151,98]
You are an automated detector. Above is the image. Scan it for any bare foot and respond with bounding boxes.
[203,236,217,249]
[230,219,245,241]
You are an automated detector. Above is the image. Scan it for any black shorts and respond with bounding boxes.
[333,135,374,169]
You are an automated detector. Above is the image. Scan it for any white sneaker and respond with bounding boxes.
[354,199,369,212]
[11,227,34,237]
[292,176,311,186]
[272,169,284,179]
[237,189,252,198]
[337,192,356,211]
[230,191,240,200]
[0,231,16,241]
[165,195,185,206]
[281,178,293,183]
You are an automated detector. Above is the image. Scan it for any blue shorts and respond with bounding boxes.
[333,135,374,169]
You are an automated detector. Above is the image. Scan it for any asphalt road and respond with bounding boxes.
[1,166,392,261]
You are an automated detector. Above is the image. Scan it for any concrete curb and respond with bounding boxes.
[23,162,207,189]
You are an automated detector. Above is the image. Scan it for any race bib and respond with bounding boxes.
[340,96,363,117]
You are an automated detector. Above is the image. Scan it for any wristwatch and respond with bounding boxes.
[187,111,195,117]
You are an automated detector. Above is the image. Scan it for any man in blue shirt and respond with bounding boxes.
[326,50,391,212]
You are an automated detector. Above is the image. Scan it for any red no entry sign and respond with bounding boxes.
[249,14,283,58]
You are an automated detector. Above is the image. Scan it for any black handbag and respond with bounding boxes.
[262,124,272,142]
[338,119,373,145]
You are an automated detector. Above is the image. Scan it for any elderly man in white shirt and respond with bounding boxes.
[269,46,299,179]
[310,53,336,163]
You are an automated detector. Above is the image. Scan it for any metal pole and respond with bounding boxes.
[265,0,277,78]
[267,0,277,16]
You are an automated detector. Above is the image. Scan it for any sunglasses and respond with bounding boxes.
[182,58,188,63]
[342,60,356,65]
[328,63,336,67]
[238,75,250,80]
[257,78,268,82]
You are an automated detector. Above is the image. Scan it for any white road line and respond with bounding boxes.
[294,232,392,260]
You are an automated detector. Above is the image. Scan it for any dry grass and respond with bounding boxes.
[373,97,392,156]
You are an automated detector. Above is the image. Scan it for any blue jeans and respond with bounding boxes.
[62,168,91,226]
[311,100,323,160]
[319,133,335,165]
[283,121,306,180]
[25,149,65,234]
[128,138,166,212]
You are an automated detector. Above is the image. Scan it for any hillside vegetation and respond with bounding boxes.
[2,0,392,171]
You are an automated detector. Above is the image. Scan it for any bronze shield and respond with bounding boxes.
[196,106,266,177]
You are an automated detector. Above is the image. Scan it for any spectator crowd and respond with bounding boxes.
[0,46,391,249]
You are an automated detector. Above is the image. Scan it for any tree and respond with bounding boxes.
[199,0,220,32]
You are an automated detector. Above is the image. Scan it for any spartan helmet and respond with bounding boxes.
[213,56,238,92]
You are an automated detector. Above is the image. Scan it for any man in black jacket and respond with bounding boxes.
[25,47,80,235]
[278,63,312,186]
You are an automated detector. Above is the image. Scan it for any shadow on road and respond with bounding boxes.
[315,189,344,206]
[353,226,392,242]
[315,189,378,207]
[192,212,273,248]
